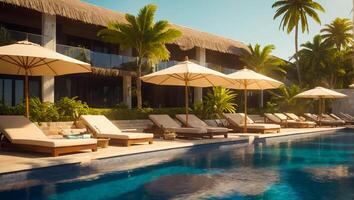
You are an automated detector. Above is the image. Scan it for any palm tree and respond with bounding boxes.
[98,4,182,108]
[240,44,286,78]
[272,0,325,85]
[240,43,286,107]
[321,18,353,51]
[298,35,336,87]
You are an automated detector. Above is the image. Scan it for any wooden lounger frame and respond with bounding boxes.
[228,125,280,134]
[0,133,97,157]
[223,117,280,134]
[102,137,153,147]
[85,126,153,147]
[146,125,227,139]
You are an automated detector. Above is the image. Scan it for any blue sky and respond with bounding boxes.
[82,0,352,60]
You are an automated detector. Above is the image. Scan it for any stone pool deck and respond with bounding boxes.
[0,127,345,175]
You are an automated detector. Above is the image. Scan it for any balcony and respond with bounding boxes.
[0,28,45,45]
[0,28,237,74]
[56,44,137,69]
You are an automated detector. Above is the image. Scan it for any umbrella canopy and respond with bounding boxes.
[141,60,234,87]
[294,87,347,99]
[225,68,283,133]
[141,60,234,125]
[294,87,347,124]
[0,41,91,117]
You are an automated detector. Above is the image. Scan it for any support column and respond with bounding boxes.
[194,47,205,103]
[123,75,132,108]
[120,47,133,108]
[41,14,56,102]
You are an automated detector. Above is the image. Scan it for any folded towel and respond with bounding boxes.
[65,134,91,139]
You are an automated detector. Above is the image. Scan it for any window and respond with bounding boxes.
[14,80,23,105]
[3,79,12,105]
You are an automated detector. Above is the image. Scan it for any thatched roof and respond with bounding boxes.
[1,0,249,55]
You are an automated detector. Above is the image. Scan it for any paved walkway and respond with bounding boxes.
[0,127,345,174]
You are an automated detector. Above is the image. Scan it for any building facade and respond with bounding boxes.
[0,0,254,108]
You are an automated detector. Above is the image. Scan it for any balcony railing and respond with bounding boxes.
[56,44,137,68]
[1,28,237,74]
[0,28,46,45]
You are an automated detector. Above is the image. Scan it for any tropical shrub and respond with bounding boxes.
[269,84,312,114]
[193,87,237,119]
[56,97,89,121]
[28,97,59,122]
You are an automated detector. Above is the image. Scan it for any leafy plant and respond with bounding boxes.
[56,97,89,121]
[270,84,312,114]
[28,97,59,122]
[194,87,237,119]
[98,4,182,109]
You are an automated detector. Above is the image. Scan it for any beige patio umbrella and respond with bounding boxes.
[225,68,283,133]
[0,41,91,118]
[141,59,234,125]
[294,87,347,120]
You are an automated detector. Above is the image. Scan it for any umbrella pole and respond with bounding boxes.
[244,84,248,133]
[185,78,189,126]
[25,71,29,118]
[318,98,322,126]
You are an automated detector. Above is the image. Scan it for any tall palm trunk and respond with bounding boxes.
[294,24,302,85]
[136,57,143,109]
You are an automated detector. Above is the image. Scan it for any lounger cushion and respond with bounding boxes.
[0,115,47,141]
[149,114,182,128]
[285,113,300,121]
[223,113,253,126]
[81,115,121,134]
[168,127,206,134]
[239,123,280,129]
[175,114,229,133]
[12,138,97,147]
[264,113,282,123]
[175,114,208,127]
[80,115,153,139]
[204,127,229,133]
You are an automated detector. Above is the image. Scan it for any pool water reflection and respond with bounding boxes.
[1,130,353,200]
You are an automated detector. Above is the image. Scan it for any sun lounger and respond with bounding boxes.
[0,115,97,156]
[335,113,354,124]
[264,113,287,127]
[80,115,153,146]
[321,114,345,125]
[284,113,307,122]
[303,113,343,127]
[148,114,208,139]
[222,113,280,133]
[338,113,354,121]
[273,113,316,128]
[175,114,229,138]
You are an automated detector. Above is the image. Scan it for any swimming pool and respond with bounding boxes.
[1,130,353,200]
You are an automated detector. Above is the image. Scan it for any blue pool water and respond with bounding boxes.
[1,130,354,200]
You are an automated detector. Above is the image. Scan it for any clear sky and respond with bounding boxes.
[82,0,352,60]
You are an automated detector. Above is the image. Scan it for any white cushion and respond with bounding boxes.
[0,115,47,141]
[12,138,97,147]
